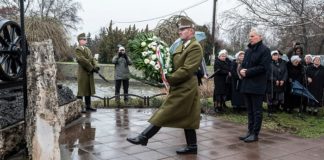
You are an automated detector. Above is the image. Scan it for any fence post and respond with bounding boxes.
[103,97,106,108]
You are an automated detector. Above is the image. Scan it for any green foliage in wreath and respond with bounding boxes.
[128,32,173,85]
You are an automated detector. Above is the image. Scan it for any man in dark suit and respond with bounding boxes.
[239,28,271,143]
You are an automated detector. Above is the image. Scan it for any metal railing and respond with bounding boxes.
[92,93,167,108]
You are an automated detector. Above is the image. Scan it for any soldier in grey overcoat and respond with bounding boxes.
[75,33,99,112]
[127,18,203,154]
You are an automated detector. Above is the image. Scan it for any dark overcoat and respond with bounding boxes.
[213,58,231,95]
[231,61,245,106]
[75,46,98,96]
[285,62,305,107]
[240,41,271,95]
[266,59,288,94]
[307,65,324,105]
[149,37,203,129]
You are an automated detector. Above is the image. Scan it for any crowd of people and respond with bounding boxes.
[73,17,323,153]
[212,42,324,116]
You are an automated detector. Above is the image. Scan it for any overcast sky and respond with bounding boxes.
[70,0,238,43]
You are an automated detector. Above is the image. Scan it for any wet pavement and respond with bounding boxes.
[59,109,324,160]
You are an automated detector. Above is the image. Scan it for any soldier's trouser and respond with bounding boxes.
[244,94,263,135]
[184,129,197,146]
[77,96,91,108]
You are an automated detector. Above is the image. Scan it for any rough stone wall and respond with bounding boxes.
[0,87,25,158]
[0,122,25,159]
[26,39,61,160]
[0,87,24,129]
[58,100,83,126]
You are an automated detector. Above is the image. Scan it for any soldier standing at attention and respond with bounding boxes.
[75,33,99,113]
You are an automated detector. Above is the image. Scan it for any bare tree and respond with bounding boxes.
[0,0,81,30]
[220,0,324,54]
[0,0,82,61]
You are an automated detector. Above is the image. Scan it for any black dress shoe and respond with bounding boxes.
[86,107,97,112]
[244,134,258,143]
[126,134,148,146]
[176,145,197,154]
[239,132,251,140]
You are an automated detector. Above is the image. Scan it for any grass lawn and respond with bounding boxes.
[201,98,324,138]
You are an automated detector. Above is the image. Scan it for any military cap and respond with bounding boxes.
[77,33,86,41]
[177,18,195,29]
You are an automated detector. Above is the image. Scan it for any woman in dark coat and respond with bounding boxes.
[212,49,231,113]
[285,55,305,113]
[231,51,245,112]
[306,56,324,115]
[266,50,288,116]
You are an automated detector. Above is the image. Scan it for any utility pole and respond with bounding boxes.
[20,0,27,119]
[211,0,217,65]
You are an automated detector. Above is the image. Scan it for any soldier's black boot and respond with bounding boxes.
[85,96,96,111]
[127,124,161,146]
[244,133,258,143]
[176,129,197,154]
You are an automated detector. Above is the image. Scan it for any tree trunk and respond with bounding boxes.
[317,38,324,55]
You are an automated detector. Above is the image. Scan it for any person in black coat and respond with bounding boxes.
[306,56,324,115]
[304,54,313,68]
[301,54,313,110]
[238,28,271,143]
[285,55,305,113]
[211,49,232,113]
[266,50,288,116]
[231,51,245,112]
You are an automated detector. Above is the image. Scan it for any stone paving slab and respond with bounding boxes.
[59,109,324,160]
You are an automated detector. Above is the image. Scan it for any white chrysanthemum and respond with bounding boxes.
[163,69,168,74]
[158,45,164,50]
[161,41,167,46]
[165,63,169,68]
[152,46,156,51]
[144,59,150,64]
[141,42,146,47]
[151,42,157,46]
[166,47,170,52]
[168,68,173,72]
[148,50,154,55]
[154,64,160,70]
[149,60,156,66]
[151,55,157,60]
[166,57,170,62]
[142,51,148,57]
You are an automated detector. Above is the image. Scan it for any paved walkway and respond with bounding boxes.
[59,109,324,160]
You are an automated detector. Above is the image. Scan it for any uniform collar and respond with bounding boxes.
[183,40,191,48]
[182,37,196,50]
